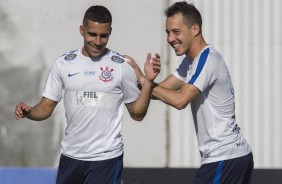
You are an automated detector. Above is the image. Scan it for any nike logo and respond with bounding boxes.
[68,72,80,77]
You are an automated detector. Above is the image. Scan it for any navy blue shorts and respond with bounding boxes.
[193,152,254,184]
[56,154,123,184]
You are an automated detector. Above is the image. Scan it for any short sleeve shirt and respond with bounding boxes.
[42,49,140,161]
[174,45,251,165]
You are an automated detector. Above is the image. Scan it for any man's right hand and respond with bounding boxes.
[14,102,31,120]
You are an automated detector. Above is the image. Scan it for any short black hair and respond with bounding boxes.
[83,6,112,26]
[165,1,202,29]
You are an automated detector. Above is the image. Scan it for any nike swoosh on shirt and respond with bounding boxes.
[68,72,80,77]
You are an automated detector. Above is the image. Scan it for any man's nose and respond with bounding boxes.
[94,37,102,45]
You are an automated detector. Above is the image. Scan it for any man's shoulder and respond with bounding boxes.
[56,49,79,62]
[107,50,128,65]
[206,46,223,61]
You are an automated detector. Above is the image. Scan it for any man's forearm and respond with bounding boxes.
[151,85,185,110]
[25,105,53,121]
[129,78,154,121]
[25,98,57,121]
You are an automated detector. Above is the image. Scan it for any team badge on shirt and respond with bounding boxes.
[99,66,114,83]
[111,55,124,63]
[65,53,77,61]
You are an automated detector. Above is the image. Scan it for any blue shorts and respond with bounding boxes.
[56,154,123,184]
[193,152,254,184]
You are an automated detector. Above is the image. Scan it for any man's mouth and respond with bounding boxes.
[172,43,180,49]
[89,44,102,52]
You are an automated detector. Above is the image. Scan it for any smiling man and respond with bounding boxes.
[128,1,253,184]
[14,5,160,184]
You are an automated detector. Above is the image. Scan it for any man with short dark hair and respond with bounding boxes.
[128,2,253,183]
[14,5,160,184]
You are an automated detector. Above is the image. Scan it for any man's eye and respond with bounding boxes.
[88,33,97,37]
[174,31,180,35]
[101,34,109,38]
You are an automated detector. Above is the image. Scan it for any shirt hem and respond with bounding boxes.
[200,150,252,165]
[61,150,123,162]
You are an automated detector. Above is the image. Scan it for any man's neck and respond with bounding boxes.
[187,38,207,61]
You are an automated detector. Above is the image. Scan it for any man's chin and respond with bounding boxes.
[89,50,106,58]
[90,53,102,58]
[173,48,184,56]
[89,48,108,58]
[175,51,185,56]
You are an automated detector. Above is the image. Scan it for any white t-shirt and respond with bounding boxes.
[174,45,252,165]
[42,49,140,161]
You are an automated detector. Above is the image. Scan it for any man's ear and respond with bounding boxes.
[192,24,201,36]
[79,25,84,36]
[109,27,112,36]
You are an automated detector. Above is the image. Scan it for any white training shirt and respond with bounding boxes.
[174,45,252,165]
[42,49,140,161]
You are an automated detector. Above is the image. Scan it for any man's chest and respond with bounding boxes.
[61,63,121,92]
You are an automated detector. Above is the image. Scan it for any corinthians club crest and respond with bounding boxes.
[99,66,114,82]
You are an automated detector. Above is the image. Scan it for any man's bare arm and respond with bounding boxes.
[15,97,58,121]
